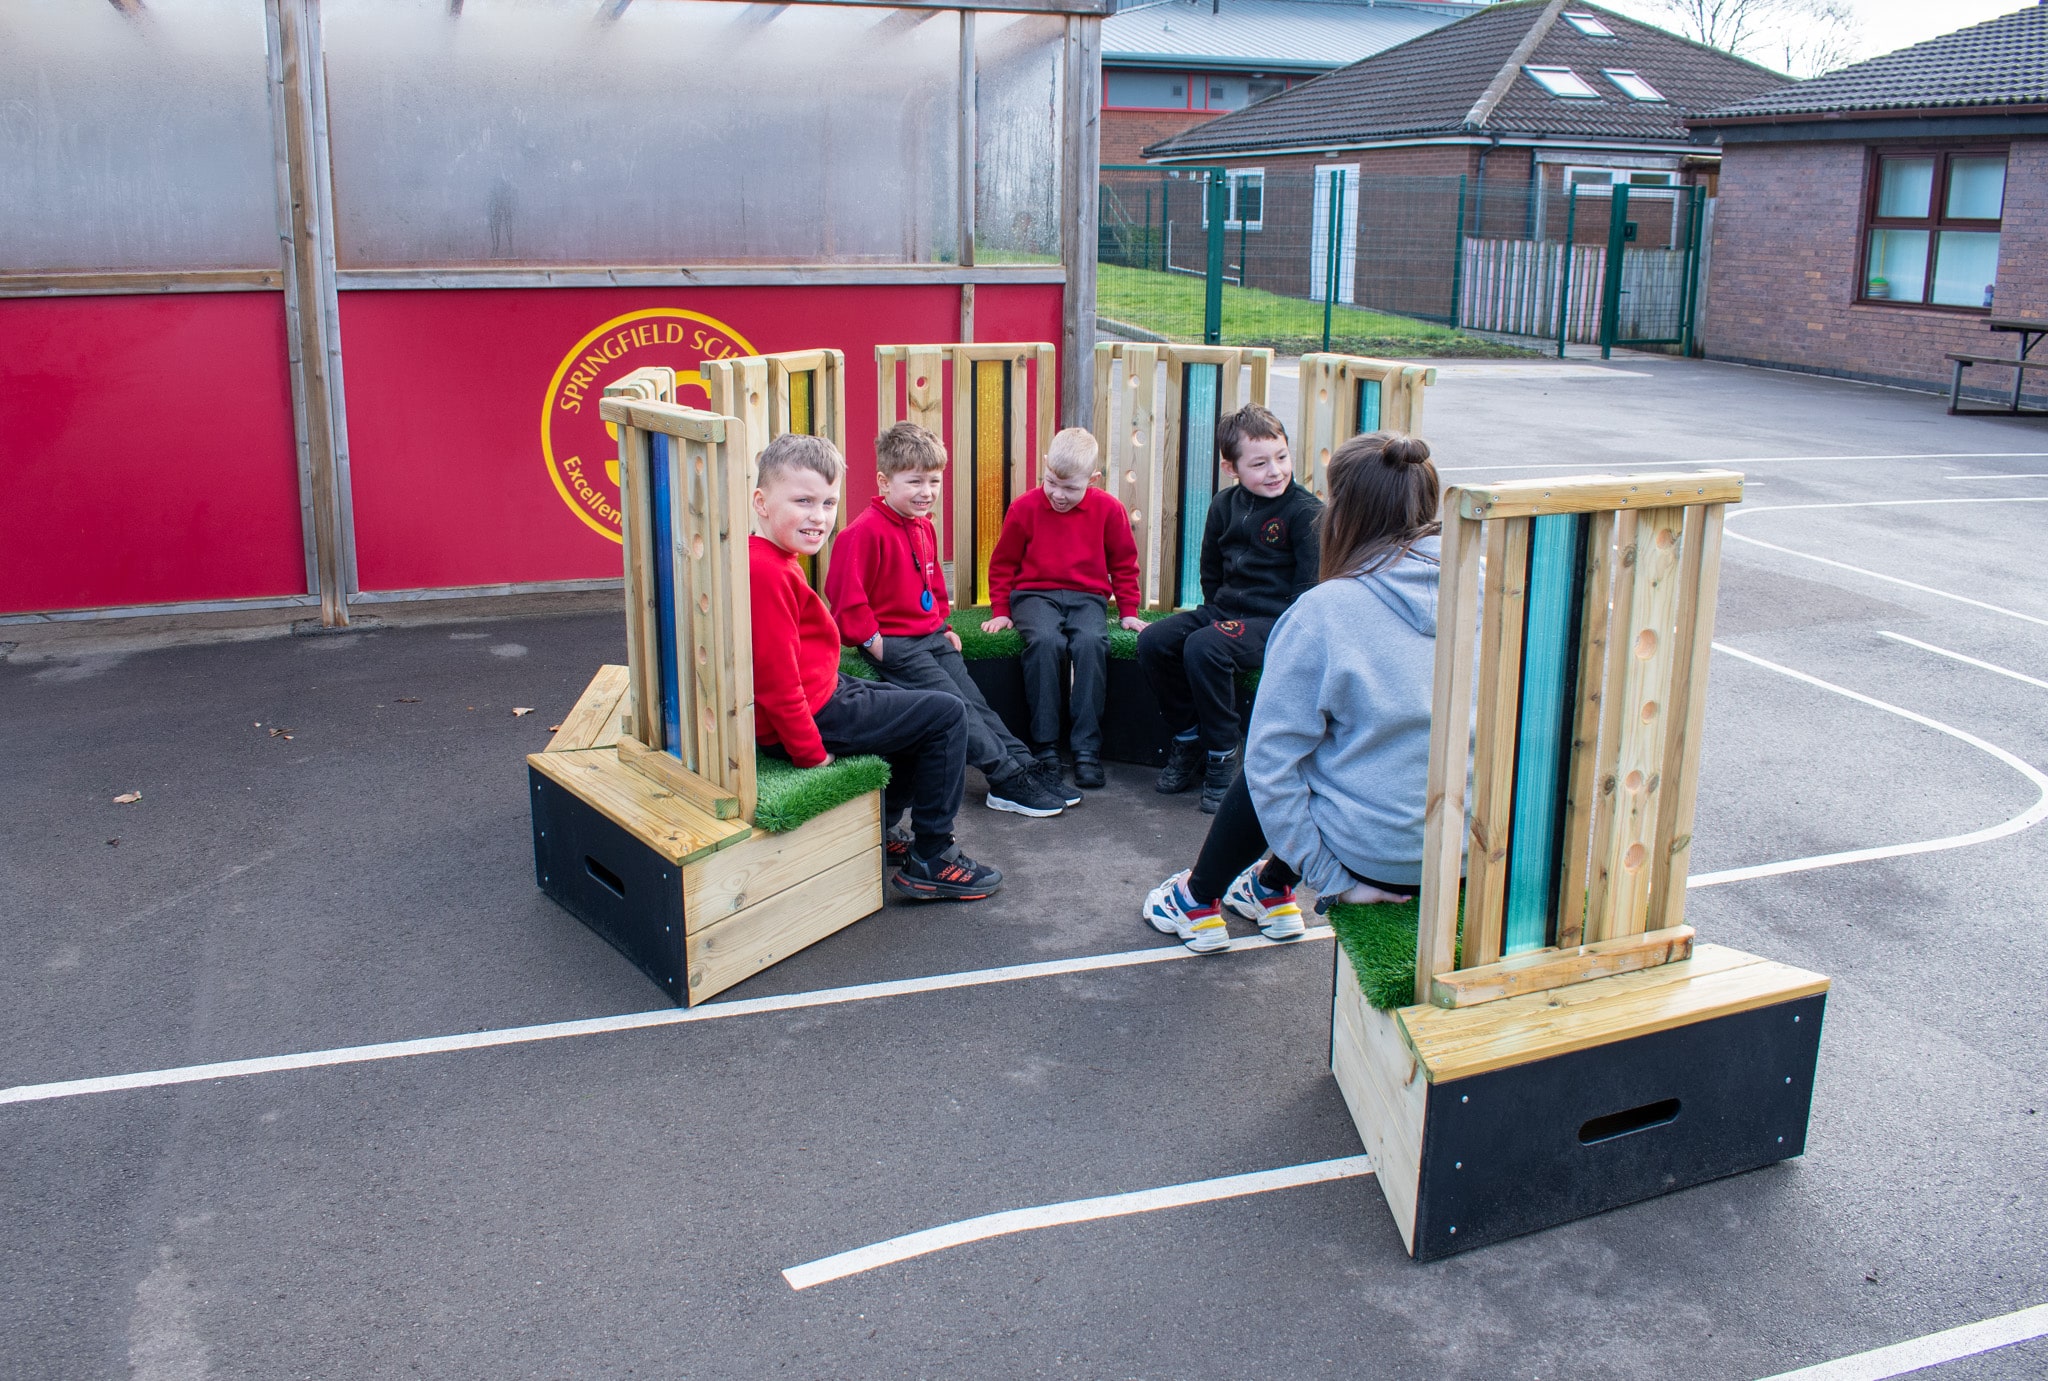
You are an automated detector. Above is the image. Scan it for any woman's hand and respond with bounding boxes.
[1339,880,1415,906]
[944,628,963,652]
[1120,616,1147,632]
[982,615,1013,633]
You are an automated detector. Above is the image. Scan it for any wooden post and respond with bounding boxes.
[1648,503,1727,931]
[1554,509,1617,949]
[1059,14,1101,429]
[1463,515,1531,969]
[1416,509,1482,1002]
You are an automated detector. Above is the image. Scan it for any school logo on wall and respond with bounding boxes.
[540,308,758,543]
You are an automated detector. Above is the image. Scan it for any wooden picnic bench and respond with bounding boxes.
[1947,316,2048,416]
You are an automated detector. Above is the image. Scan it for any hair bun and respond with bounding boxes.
[1381,433,1432,467]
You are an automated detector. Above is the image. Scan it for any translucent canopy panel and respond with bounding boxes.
[975,12,1064,264]
[0,0,280,273]
[323,0,960,268]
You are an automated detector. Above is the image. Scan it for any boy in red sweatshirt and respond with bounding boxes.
[824,422,1071,819]
[750,432,1000,901]
[979,428,1143,791]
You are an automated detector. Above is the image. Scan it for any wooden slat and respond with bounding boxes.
[682,435,726,788]
[1429,925,1694,1009]
[1125,345,1159,607]
[545,664,630,753]
[1155,354,1188,608]
[1090,343,1115,492]
[1583,510,1638,944]
[877,345,901,430]
[683,849,883,1004]
[616,425,661,748]
[1462,515,1530,970]
[1005,354,1030,593]
[1035,343,1057,486]
[819,349,849,590]
[1246,347,1271,409]
[950,351,974,603]
[1399,943,1830,1084]
[1554,509,1617,949]
[1331,948,1427,1255]
[720,411,759,824]
[527,749,749,866]
[1649,503,1728,930]
[1456,471,1744,521]
[682,792,880,933]
[1591,505,1686,938]
[1298,355,1337,497]
[617,734,740,819]
[597,397,729,441]
[1415,510,1483,1001]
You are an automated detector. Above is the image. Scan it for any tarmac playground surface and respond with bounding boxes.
[4,355,2046,1380]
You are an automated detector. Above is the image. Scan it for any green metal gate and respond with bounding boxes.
[1594,183,1706,357]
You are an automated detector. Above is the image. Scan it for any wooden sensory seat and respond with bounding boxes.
[1329,469,1833,1260]
[526,368,884,1006]
[1292,352,1436,499]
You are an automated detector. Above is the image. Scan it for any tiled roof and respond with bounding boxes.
[1104,0,1480,73]
[1694,3,2048,123]
[1144,0,1789,158]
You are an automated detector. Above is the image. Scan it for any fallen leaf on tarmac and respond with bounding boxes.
[396,697,421,704]
[113,791,142,804]
[268,727,294,740]
[106,838,120,847]
[512,707,534,717]
[547,724,563,733]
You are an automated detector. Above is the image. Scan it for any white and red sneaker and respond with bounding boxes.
[1143,869,1232,954]
[1223,862,1306,941]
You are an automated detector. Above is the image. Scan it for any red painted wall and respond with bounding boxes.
[337,282,1063,592]
[0,293,305,616]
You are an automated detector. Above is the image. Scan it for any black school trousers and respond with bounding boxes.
[811,674,966,852]
[1010,589,1110,758]
[1135,605,1271,752]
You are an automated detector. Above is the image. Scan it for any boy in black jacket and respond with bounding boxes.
[1137,405,1322,813]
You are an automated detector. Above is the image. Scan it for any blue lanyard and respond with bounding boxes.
[910,524,934,612]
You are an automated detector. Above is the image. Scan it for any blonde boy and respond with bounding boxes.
[980,427,1142,790]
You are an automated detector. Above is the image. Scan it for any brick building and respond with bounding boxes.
[1690,5,2046,399]
[1101,0,1482,168]
[1141,0,1788,319]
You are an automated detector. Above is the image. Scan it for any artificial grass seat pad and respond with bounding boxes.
[751,751,890,833]
[1327,895,1465,1011]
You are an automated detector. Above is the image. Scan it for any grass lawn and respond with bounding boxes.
[1097,263,1531,358]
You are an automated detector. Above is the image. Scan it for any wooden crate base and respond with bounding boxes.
[1332,943,1828,1261]
[530,751,883,1005]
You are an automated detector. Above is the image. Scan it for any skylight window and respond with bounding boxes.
[1563,12,1616,37]
[1604,69,1666,102]
[1524,65,1601,99]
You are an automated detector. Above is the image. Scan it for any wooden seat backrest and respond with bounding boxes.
[1417,472,1744,1007]
[1089,342,1273,610]
[600,393,758,826]
[875,342,1057,606]
[703,349,849,588]
[1294,354,1435,499]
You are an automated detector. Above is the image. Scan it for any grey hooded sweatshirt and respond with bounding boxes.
[1244,534,1441,895]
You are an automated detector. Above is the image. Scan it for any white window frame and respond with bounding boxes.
[1562,165,1680,198]
[1198,169,1266,231]
[1603,68,1666,102]
[1562,11,1615,37]
[1524,65,1601,99]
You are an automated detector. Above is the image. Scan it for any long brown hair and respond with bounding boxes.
[1316,431,1441,583]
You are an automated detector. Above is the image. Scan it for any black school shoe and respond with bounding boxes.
[1074,757,1106,789]
[1156,736,1204,794]
[986,767,1067,817]
[1032,759,1083,807]
[1199,747,1240,815]
[892,845,1003,901]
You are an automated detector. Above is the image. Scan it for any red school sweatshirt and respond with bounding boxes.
[749,534,842,768]
[823,495,950,645]
[986,487,1142,619]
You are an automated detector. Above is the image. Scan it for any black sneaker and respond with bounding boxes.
[1074,757,1106,790]
[1156,736,1204,794]
[986,768,1066,817]
[1032,743,1062,771]
[884,823,912,865]
[1199,746,1240,815]
[1033,759,1082,807]
[892,844,1003,901]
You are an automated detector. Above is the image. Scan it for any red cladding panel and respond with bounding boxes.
[0,294,305,616]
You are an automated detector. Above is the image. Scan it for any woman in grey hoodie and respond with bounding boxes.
[1143,432,1443,954]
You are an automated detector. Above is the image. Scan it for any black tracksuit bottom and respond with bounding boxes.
[809,674,966,855]
[1135,605,1272,752]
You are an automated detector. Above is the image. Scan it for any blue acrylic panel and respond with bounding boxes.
[1178,362,1220,606]
[647,432,683,758]
[1502,513,1586,953]
[1356,377,1381,433]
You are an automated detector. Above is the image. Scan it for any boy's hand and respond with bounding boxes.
[815,752,835,768]
[981,615,1014,633]
[944,628,963,652]
[862,632,884,661]
[1120,616,1147,632]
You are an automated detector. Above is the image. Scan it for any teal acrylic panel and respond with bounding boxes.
[1356,377,1382,433]
[648,432,683,757]
[1178,362,1221,605]
[1502,513,1587,954]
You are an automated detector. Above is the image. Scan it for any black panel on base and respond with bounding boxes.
[1410,993,1826,1261]
[962,657,1034,749]
[530,766,686,1004]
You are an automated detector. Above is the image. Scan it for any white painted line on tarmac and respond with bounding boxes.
[1444,452,2048,474]
[1946,472,2048,480]
[1879,632,2048,692]
[1689,644,2048,889]
[0,930,1333,1107]
[1724,497,2048,630]
[781,1155,1375,1291]
[1753,1301,2048,1380]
